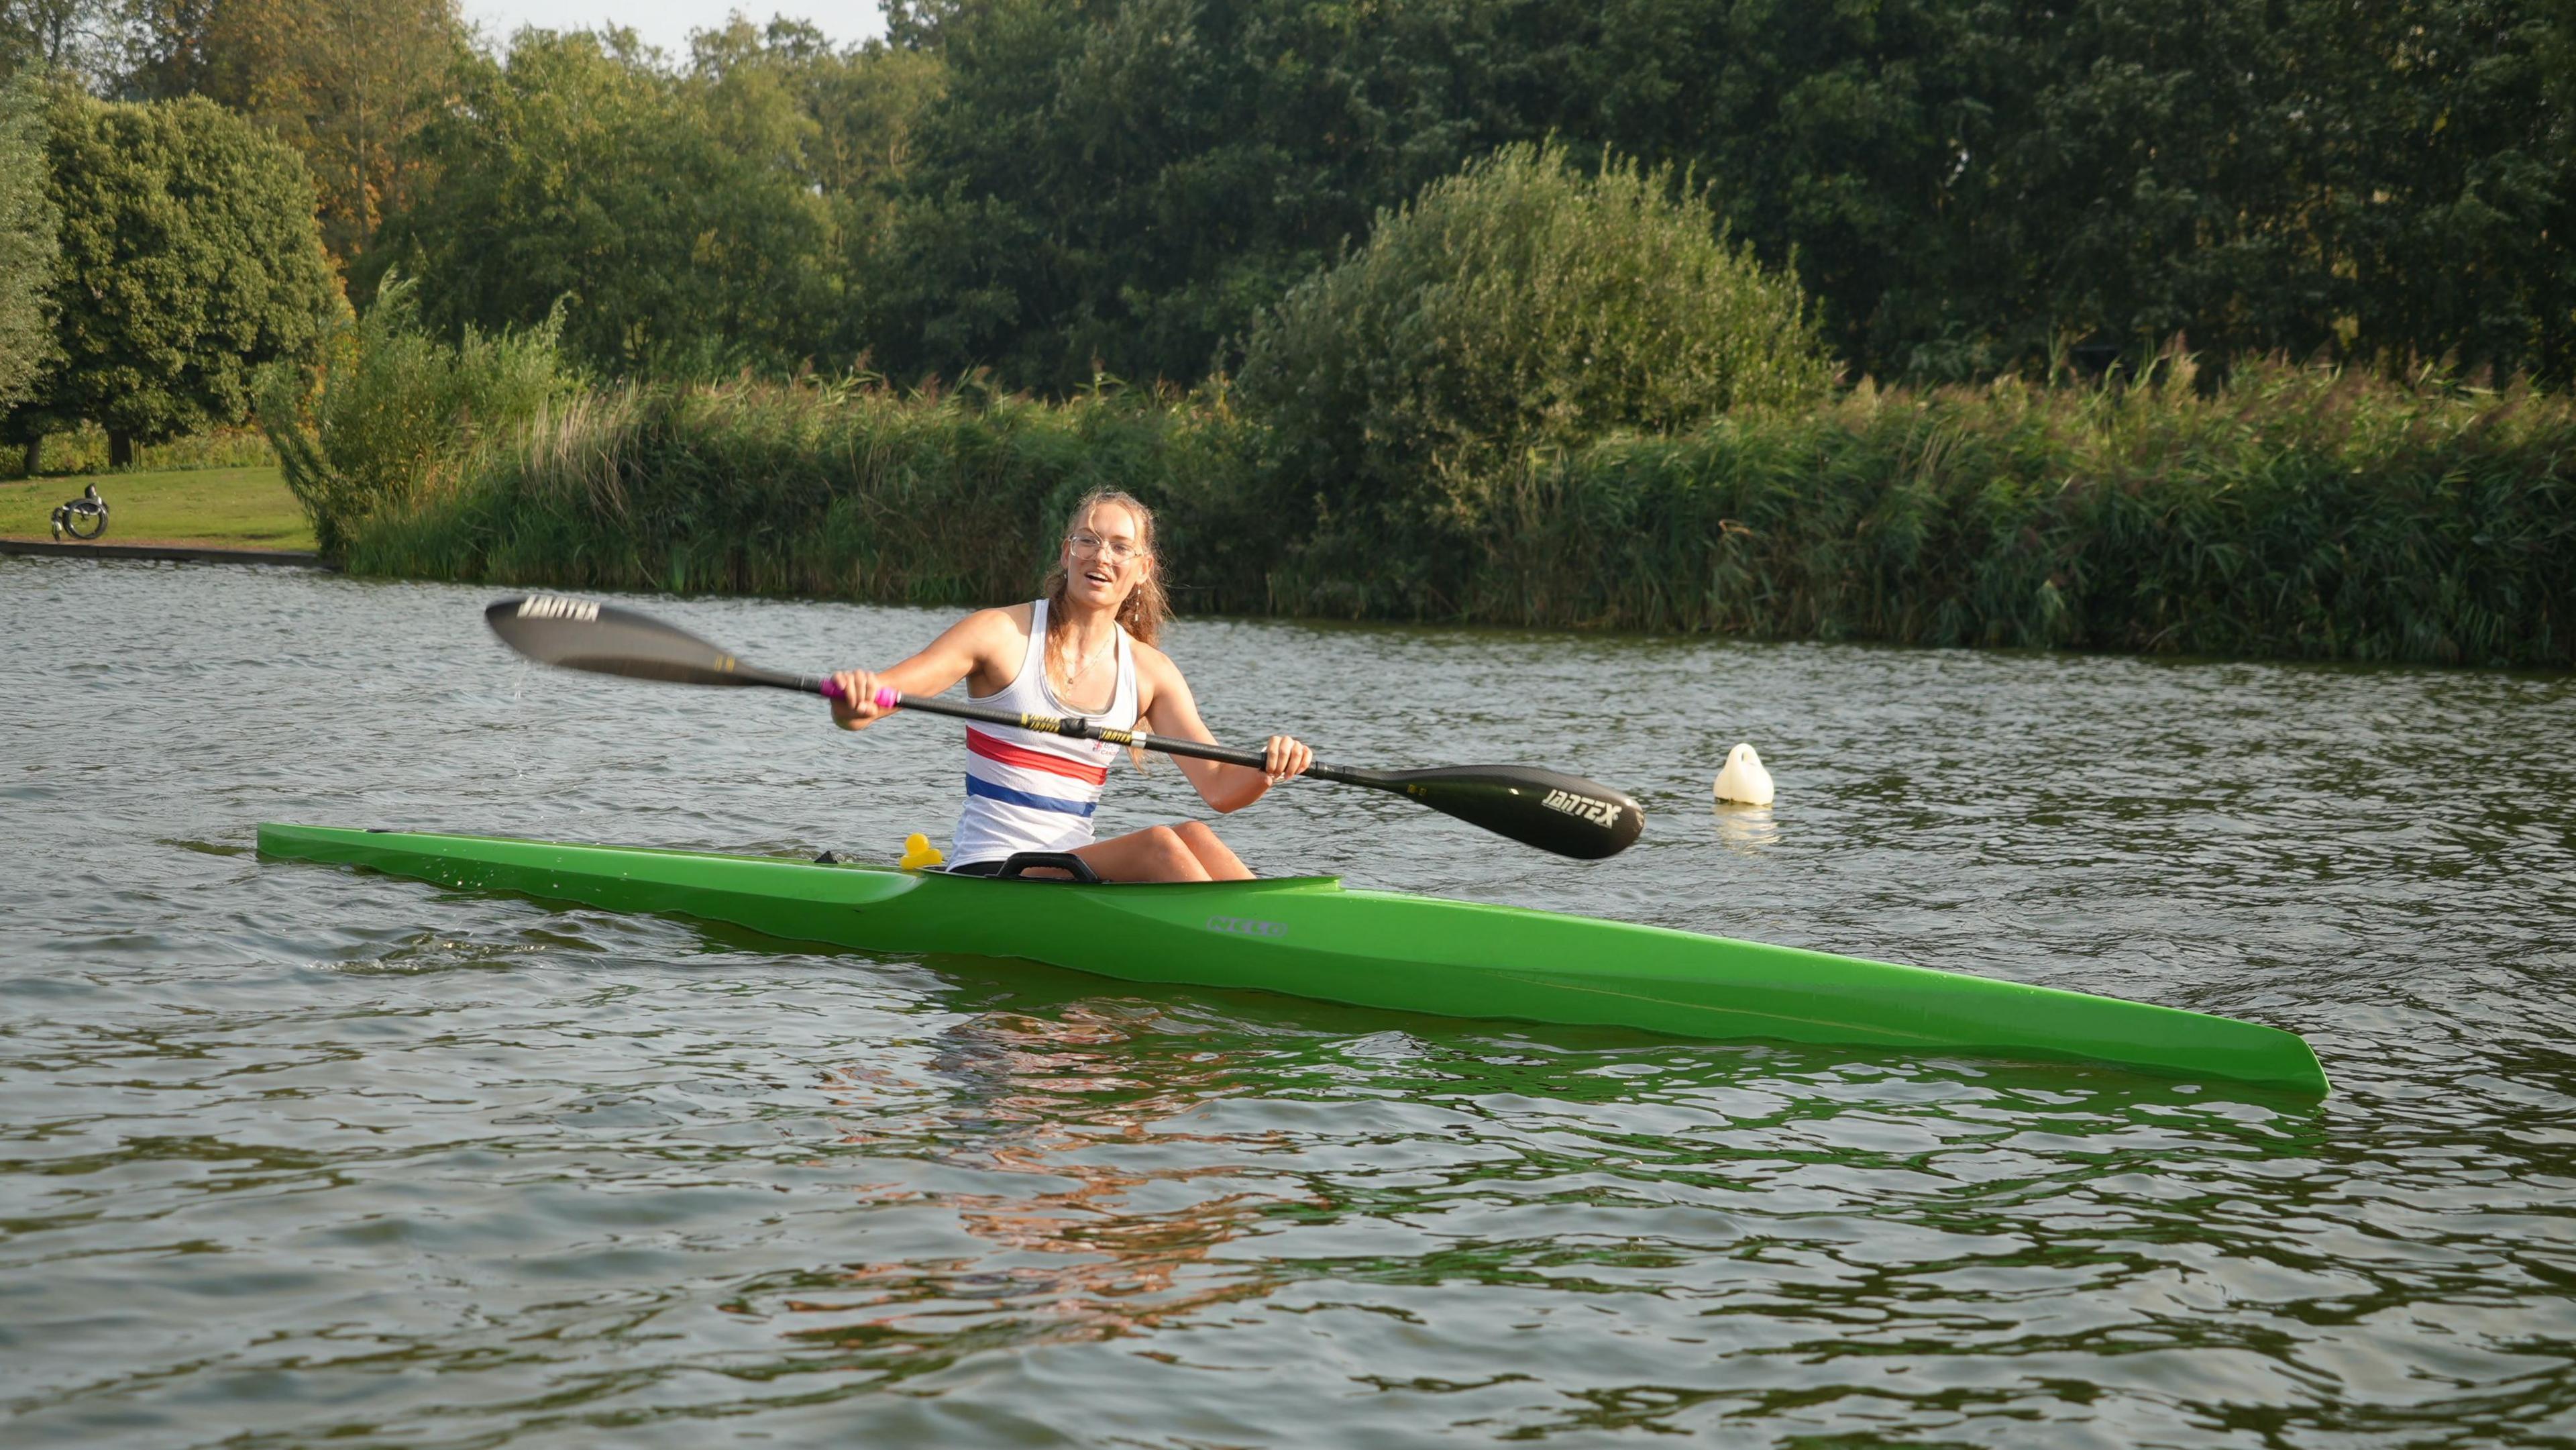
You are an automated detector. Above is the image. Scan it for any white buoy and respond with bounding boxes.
[1712,743,1774,806]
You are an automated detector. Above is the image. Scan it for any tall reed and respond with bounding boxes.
[260,277,575,554]
[347,376,1268,610]
[343,360,2575,668]
[1405,363,2573,665]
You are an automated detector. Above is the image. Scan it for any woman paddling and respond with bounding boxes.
[828,489,1313,882]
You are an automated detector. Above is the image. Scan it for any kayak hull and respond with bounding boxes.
[256,823,2330,1094]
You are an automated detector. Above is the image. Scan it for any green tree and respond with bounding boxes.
[1569,0,2576,381]
[2299,0,2575,379]
[1550,0,2000,376]
[370,25,841,376]
[871,0,2575,390]
[10,89,339,464]
[142,0,469,266]
[690,16,942,364]
[0,0,117,86]
[0,72,58,421]
[874,0,1556,391]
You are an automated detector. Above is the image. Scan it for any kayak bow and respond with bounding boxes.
[256,823,2329,1094]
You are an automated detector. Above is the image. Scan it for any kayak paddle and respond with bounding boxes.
[485,594,1645,859]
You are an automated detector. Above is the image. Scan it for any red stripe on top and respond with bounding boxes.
[966,727,1110,786]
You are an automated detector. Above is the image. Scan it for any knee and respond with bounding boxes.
[1136,825,1213,880]
[1173,820,1220,847]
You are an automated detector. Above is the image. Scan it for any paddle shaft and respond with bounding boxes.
[481,593,1643,857]
[768,669,1382,786]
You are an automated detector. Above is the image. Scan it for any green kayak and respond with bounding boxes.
[256,823,2329,1094]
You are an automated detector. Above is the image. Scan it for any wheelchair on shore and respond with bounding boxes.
[50,483,107,541]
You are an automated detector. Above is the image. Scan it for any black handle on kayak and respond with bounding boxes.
[483,594,1646,860]
[992,851,1104,883]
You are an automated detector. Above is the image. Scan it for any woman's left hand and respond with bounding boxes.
[1263,735,1314,784]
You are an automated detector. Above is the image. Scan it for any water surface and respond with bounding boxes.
[4,560,2573,1447]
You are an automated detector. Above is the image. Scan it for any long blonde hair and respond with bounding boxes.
[1043,489,1169,770]
[1042,488,1171,649]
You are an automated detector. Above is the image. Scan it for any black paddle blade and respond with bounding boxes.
[1369,765,1646,860]
[485,595,788,688]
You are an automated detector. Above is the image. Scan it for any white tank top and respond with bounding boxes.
[951,599,1140,866]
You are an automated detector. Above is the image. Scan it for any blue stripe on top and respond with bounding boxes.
[964,774,1100,818]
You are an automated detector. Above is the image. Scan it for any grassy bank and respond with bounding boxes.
[326,364,2573,668]
[0,465,313,550]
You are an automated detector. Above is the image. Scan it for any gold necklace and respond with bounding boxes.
[1052,629,1116,692]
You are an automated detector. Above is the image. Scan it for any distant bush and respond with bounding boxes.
[0,425,274,480]
[259,276,575,554]
[1237,140,1834,607]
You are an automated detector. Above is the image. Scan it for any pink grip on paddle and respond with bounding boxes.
[815,680,900,709]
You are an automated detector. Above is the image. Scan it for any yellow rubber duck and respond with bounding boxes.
[898,833,945,870]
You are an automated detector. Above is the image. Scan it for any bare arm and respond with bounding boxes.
[1135,645,1311,813]
[829,607,1024,730]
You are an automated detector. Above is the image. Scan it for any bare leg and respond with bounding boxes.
[1068,824,1216,883]
[1170,820,1252,880]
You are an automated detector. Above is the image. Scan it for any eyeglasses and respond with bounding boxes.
[1067,532,1144,563]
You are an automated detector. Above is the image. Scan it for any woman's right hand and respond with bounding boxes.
[828,670,892,729]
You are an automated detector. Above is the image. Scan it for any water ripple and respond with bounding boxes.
[2,560,2572,1447]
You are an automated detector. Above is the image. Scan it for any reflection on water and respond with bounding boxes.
[783,1005,1290,1361]
[1710,802,1779,852]
[3,559,2574,1447]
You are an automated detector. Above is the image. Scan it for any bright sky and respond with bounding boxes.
[465,0,888,58]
